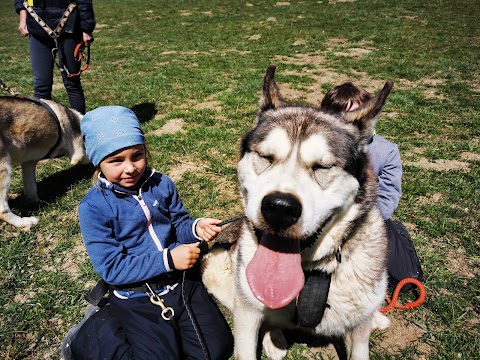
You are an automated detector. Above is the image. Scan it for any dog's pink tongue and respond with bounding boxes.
[246,233,304,309]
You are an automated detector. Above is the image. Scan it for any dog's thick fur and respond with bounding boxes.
[202,65,393,360]
[0,96,88,228]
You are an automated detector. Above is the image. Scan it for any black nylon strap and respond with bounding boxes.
[27,97,62,159]
[85,278,109,306]
[296,270,332,328]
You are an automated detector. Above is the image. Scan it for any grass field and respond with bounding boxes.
[0,0,479,359]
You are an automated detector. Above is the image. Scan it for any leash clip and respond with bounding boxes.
[146,281,174,321]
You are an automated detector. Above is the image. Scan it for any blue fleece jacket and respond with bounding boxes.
[368,135,402,220]
[78,168,201,286]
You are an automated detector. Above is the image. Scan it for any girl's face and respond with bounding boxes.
[99,144,147,188]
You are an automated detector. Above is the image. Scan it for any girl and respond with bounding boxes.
[69,106,233,359]
[321,83,423,292]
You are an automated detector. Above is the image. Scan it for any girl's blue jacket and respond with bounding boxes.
[78,168,201,286]
[368,135,402,220]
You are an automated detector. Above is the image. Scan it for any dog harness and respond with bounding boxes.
[27,97,63,159]
[22,0,90,77]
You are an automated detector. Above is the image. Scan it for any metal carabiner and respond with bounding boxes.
[149,293,175,321]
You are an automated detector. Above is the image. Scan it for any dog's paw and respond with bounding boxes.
[371,311,390,331]
[0,212,39,230]
[262,329,288,360]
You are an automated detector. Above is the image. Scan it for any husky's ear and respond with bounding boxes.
[258,64,288,114]
[342,81,394,142]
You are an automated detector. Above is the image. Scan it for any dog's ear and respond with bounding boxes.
[342,81,394,141]
[258,64,288,114]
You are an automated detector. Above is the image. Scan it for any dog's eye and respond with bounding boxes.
[257,152,274,164]
[312,163,331,171]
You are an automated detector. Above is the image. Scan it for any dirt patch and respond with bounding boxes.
[404,158,470,172]
[460,151,480,161]
[376,315,430,357]
[93,23,109,29]
[150,118,185,136]
[446,247,475,279]
[52,82,63,91]
[307,314,429,359]
[248,34,262,41]
[329,0,357,3]
[334,48,372,57]
[273,53,387,105]
[471,75,480,93]
[195,100,223,112]
[422,88,449,101]
[417,192,443,206]
[168,160,204,182]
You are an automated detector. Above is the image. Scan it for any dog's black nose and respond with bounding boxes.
[261,193,302,230]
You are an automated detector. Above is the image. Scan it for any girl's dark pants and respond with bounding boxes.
[29,33,85,114]
[386,219,423,292]
[71,275,234,360]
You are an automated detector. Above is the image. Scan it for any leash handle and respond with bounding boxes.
[67,42,90,77]
[380,278,426,313]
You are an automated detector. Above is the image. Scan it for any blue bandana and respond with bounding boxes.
[81,106,145,167]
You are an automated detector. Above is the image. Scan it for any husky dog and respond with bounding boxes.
[0,96,88,229]
[202,65,393,360]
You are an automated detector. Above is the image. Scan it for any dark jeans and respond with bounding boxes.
[72,277,233,360]
[29,33,85,114]
[386,219,423,292]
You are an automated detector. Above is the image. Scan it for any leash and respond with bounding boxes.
[23,1,90,78]
[181,271,211,360]
[217,214,245,227]
[380,278,426,313]
[66,41,90,77]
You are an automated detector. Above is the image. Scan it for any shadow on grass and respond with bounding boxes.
[9,163,95,216]
[132,102,157,124]
[284,329,347,360]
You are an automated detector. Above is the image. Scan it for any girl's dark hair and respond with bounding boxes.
[321,82,371,114]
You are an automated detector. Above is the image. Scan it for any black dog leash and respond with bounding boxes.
[217,215,245,227]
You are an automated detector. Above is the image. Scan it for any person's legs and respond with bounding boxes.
[178,278,234,360]
[109,294,181,360]
[59,34,86,114]
[69,303,131,360]
[29,35,54,100]
[386,219,423,292]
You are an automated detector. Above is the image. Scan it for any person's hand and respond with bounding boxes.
[196,218,222,243]
[83,32,94,46]
[170,242,201,270]
[18,10,29,37]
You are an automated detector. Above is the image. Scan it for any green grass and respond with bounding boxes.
[1,0,479,359]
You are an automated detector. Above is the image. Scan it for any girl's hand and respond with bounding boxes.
[170,242,201,270]
[196,218,222,243]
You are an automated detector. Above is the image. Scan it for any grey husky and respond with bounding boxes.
[202,65,393,359]
[0,96,88,229]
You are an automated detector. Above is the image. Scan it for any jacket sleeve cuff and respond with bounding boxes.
[192,218,204,241]
[163,249,175,272]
